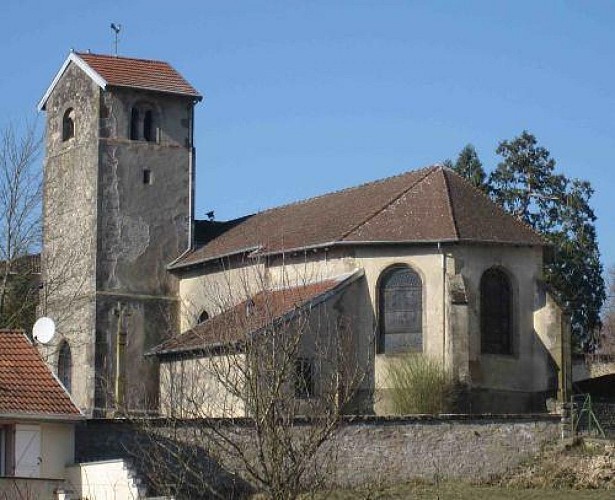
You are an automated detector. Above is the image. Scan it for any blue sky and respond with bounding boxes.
[1,1,614,272]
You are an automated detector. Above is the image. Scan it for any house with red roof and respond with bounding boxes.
[0,330,82,497]
[36,51,571,418]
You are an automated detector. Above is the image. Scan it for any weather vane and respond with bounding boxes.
[110,23,122,56]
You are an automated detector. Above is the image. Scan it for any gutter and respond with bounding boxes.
[168,238,545,272]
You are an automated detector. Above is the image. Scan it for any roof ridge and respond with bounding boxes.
[340,166,439,241]
[76,51,173,66]
[441,168,460,239]
[442,167,548,244]
[241,164,438,220]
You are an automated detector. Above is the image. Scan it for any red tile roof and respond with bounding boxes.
[76,52,201,99]
[0,331,81,418]
[174,166,545,268]
[150,274,357,356]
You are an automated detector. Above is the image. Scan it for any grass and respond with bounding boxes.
[321,481,615,499]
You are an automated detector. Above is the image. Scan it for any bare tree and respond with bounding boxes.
[131,262,370,499]
[0,120,42,331]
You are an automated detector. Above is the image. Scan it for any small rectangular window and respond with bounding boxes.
[143,169,152,185]
[295,358,313,399]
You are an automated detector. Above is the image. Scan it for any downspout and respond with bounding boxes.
[188,101,196,248]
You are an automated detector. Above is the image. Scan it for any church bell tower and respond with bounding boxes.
[38,52,201,415]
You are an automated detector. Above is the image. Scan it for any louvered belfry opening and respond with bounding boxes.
[480,267,513,355]
[379,266,423,354]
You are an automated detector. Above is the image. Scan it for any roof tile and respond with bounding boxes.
[77,52,201,99]
[0,331,81,418]
[175,166,544,268]
[151,277,349,355]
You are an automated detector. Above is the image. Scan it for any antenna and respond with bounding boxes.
[32,317,56,344]
[110,23,122,56]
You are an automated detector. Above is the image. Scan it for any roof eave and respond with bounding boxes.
[105,83,203,101]
[169,238,546,271]
[38,52,107,111]
[0,411,85,422]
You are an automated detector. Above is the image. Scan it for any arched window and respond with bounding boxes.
[197,310,209,324]
[143,110,154,142]
[129,103,158,143]
[58,341,72,392]
[378,266,423,354]
[62,108,75,141]
[480,268,513,355]
[130,107,140,140]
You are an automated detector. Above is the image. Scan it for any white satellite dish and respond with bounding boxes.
[33,317,56,344]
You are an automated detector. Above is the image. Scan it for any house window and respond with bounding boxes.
[378,266,423,354]
[480,267,513,355]
[143,169,152,185]
[295,358,313,399]
[197,310,209,324]
[62,108,75,141]
[58,341,72,392]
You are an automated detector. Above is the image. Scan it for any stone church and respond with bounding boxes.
[37,51,571,417]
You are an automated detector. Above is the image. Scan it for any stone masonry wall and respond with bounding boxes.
[76,414,560,494]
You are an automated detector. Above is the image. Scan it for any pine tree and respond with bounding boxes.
[489,131,605,347]
[452,144,487,190]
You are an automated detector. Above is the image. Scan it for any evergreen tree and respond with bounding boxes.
[489,131,605,347]
[452,144,487,190]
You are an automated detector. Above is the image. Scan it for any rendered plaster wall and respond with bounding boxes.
[450,245,559,412]
[97,87,191,295]
[41,61,100,412]
[165,275,372,417]
[178,261,268,331]
[534,286,571,400]
[160,354,248,418]
[94,88,193,413]
[94,295,177,412]
[175,244,559,414]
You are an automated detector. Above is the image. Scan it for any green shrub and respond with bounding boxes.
[386,354,455,414]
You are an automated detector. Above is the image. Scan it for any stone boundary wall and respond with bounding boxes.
[76,414,561,493]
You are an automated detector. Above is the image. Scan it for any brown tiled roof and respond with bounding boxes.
[0,254,41,275]
[174,166,545,268]
[150,274,357,356]
[0,331,81,418]
[77,52,201,99]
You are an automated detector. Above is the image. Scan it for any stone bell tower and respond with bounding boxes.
[38,51,201,415]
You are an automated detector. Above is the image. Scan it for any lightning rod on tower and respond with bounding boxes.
[110,23,122,56]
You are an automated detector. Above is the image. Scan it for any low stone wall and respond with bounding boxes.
[76,414,561,495]
[331,415,560,487]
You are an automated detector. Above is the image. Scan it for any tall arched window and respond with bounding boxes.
[378,266,423,354]
[480,267,513,355]
[58,341,72,392]
[130,107,140,140]
[62,108,75,141]
[143,110,154,142]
